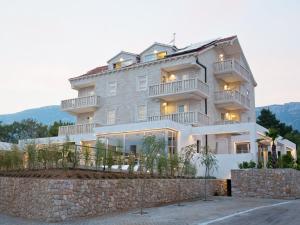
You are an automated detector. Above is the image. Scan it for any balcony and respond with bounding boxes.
[214,120,241,125]
[148,78,209,101]
[148,111,209,126]
[214,59,250,83]
[61,95,100,114]
[58,123,101,136]
[214,90,250,110]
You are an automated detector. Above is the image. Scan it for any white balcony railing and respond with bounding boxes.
[214,120,241,125]
[214,59,250,82]
[148,111,209,126]
[214,90,250,108]
[61,95,100,111]
[58,123,101,136]
[149,78,209,97]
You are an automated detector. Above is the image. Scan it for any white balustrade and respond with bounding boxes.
[214,58,250,82]
[149,78,208,97]
[58,123,100,136]
[148,111,209,126]
[61,96,100,111]
[214,90,250,108]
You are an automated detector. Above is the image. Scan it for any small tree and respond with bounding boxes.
[10,144,23,170]
[26,143,37,170]
[82,146,91,167]
[142,135,165,175]
[265,128,279,168]
[95,139,106,170]
[199,146,218,201]
[157,153,168,176]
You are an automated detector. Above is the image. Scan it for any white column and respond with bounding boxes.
[249,123,258,162]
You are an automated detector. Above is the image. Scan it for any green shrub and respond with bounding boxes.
[279,154,295,168]
[238,160,256,169]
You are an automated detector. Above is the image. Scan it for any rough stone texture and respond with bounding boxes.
[231,169,300,199]
[0,177,227,222]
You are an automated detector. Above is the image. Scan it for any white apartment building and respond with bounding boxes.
[20,36,297,178]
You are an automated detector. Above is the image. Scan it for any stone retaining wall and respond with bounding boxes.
[231,169,300,199]
[0,177,227,222]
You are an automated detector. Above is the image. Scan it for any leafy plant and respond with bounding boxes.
[82,146,91,167]
[238,160,256,169]
[142,135,165,175]
[95,139,106,169]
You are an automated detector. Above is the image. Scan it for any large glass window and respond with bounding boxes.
[102,129,178,159]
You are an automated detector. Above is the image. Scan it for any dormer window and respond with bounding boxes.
[113,59,134,69]
[144,51,167,62]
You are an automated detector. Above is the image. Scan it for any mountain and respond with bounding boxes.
[0,105,75,125]
[256,102,300,132]
[0,103,299,131]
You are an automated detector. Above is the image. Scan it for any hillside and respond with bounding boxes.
[0,106,75,125]
[256,102,300,132]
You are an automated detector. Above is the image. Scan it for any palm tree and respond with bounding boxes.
[265,128,279,168]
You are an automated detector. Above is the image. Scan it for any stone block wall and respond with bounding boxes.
[0,177,227,222]
[231,169,300,199]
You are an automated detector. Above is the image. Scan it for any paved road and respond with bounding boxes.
[0,197,299,225]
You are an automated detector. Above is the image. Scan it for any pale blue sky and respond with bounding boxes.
[0,0,299,114]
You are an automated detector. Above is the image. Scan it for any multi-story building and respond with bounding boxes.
[20,36,296,178]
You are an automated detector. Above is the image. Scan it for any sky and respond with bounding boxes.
[0,0,300,114]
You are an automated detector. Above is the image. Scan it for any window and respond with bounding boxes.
[113,62,122,69]
[144,51,167,62]
[144,54,156,62]
[137,105,147,121]
[178,104,187,113]
[136,75,147,91]
[107,110,116,125]
[107,81,117,96]
[157,51,167,59]
[236,142,250,154]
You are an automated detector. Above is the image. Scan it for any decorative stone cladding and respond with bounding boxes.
[231,169,300,199]
[0,177,227,222]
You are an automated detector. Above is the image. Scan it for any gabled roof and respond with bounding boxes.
[70,35,254,82]
[139,42,177,55]
[107,51,138,63]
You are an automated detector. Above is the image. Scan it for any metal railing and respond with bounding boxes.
[148,111,209,126]
[214,90,250,108]
[61,95,100,111]
[149,78,209,97]
[214,58,250,81]
[58,123,101,136]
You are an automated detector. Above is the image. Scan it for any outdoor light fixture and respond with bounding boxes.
[169,74,176,81]
[119,57,124,62]
[162,102,167,107]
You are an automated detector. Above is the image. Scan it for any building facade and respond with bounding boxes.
[20,36,297,178]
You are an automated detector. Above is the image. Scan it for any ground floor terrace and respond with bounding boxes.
[18,121,297,179]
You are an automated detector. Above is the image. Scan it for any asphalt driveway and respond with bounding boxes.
[0,197,299,225]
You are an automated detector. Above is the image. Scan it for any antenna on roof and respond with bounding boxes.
[168,33,176,46]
